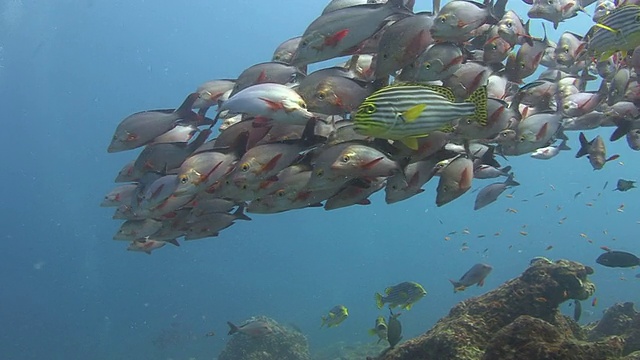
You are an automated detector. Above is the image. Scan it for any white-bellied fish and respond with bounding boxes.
[474,173,519,210]
[291,0,413,66]
[108,93,200,153]
[450,263,493,292]
[435,155,474,206]
[531,139,571,159]
[215,83,313,126]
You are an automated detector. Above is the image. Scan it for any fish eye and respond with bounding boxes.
[316,91,326,100]
[424,63,431,70]
[241,184,248,190]
[316,168,324,177]
[506,21,513,28]
[301,40,308,48]
[491,44,497,51]
[547,0,553,4]
[299,100,307,109]
[519,63,526,69]
[276,189,286,197]
[341,154,351,162]
[439,16,446,23]
[179,175,189,184]
[563,45,569,53]
[363,103,376,114]
[240,163,250,172]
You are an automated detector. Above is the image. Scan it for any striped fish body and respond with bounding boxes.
[354,84,487,149]
[586,5,640,60]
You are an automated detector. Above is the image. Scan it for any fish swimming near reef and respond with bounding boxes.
[450,263,493,292]
[375,281,427,310]
[368,315,388,344]
[321,305,349,328]
[573,299,582,322]
[596,250,640,268]
[387,309,403,349]
[227,319,274,336]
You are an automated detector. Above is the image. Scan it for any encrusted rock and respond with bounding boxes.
[219,316,310,360]
[374,259,599,360]
[483,315,624,360]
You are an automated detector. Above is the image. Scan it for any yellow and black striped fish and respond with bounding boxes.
[585,5,640,61]
[353,83,488,150]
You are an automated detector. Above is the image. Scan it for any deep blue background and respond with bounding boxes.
[1,1,638,359]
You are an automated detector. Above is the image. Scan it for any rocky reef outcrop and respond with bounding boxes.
[373,259,632,360]
[219,316,310,360]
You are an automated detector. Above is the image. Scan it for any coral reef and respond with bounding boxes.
[218,316,310,360]
[373,259,615,360]
[586,302,640,357]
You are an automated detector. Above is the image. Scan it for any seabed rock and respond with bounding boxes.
[218,316,310,360]
[586,302,640,358]
[372,259,635,360]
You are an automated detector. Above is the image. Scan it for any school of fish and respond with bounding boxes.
[102,0,640,255]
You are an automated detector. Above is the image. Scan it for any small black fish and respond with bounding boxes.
[596,250,640,268]
[614,179,636,192]
[387,309,402,349]
[573,300,582,322]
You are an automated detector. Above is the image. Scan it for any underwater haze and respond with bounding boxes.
[2,1,639,359]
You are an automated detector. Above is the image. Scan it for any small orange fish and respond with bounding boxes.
[535,297,547,303]
[600,246,611,252]
[519,231,528,236]
[591,297,598,307]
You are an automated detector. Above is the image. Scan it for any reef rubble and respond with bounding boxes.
[371,259,640,360]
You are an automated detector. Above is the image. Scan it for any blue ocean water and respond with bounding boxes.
[1,1,638,359]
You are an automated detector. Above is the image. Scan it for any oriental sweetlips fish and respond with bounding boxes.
[585,5,640,61]
[354,83,488,150]
[375,281,427,310]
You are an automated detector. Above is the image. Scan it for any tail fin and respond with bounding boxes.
[227,321,240,335]
[175,93,200,123]
[504,173,520,187]
[575,132,590,158]
[501,165,512,174]
[233,205,252,221]
[558,139,571,151]
[167,239,180,247]
[449,279,464,293]
[610,117,632,141]
[466,86,488,126]
[375,293,384,309]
